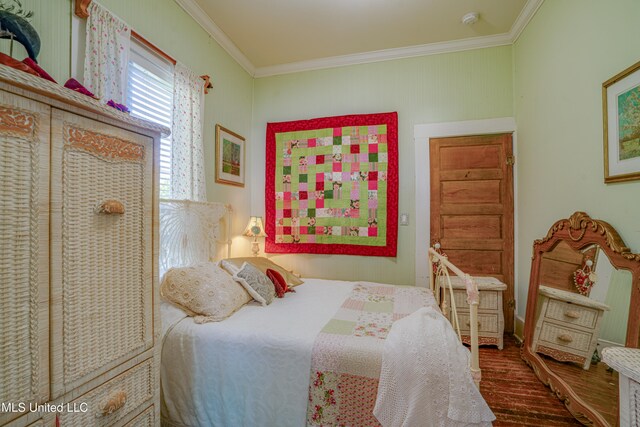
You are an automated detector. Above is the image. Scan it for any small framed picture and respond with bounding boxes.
[215,124,245,187]
[603,60,640,183]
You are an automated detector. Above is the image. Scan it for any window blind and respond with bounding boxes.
[126,40,174,198]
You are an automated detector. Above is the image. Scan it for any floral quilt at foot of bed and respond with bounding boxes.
[307,282,436,426]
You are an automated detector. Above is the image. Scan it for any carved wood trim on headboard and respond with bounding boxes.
[75,0,92,18]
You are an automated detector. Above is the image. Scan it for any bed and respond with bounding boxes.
[158,200,494,427]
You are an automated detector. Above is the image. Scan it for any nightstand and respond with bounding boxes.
[532,285,609,370]
[441,276,507,349]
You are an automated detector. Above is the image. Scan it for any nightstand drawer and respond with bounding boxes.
[453,289,498,311]
[458,313,499,334]
[544,298,598,329]
[538,321,593,353]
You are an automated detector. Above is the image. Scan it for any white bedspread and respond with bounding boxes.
[160,278,354,427]
[373,307,495,427]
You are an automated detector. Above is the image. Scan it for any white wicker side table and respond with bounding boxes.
[602,347,640,426]
[441,276,507,349]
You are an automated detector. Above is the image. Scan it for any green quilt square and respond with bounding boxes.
[369,153,378,162]
[363,301,393,313]
[308,208,316,217]
[283,166,291,175]
[325,190,333,199]
[333,136,342,145]
[322,319,356,335]
[299,174,308,183]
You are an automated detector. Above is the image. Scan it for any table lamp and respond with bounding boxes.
[243,216,267,256]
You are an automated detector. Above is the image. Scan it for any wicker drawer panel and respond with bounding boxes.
[538,322,593,353]
[51,111,154,393]
[458,313,499,333]
[0,96,50,426]
[544,299,598,329]
[56,359,154,427]
[123,406,155,427]
[452,289,498,311]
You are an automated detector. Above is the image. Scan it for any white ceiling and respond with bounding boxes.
[174,0,543,77]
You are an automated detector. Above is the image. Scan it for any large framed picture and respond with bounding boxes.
[215,124,245,187]
[603,60,640,183]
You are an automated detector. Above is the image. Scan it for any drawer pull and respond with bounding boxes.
[557,334,573,343]
[96,200,125,215]
[98,391,127,417]
[564,310,580,319]
[465,320,481,328]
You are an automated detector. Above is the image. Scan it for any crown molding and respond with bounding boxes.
[254,32,513,78]
[173,0,256,76]
[509,0,545,42]
[174,0,543,79]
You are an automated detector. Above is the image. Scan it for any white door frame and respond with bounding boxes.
[413,117,517,287]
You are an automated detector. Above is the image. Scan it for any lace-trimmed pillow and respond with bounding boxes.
[161,262,251,323]
[233,262,276,306]
[221,257,304,286]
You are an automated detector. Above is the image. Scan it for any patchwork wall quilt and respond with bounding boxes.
[265,112,398,256]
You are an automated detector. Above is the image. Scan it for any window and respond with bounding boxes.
[126,39,174,198]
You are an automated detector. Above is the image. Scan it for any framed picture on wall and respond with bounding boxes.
[603,60,640,183]
[215,124,245,187]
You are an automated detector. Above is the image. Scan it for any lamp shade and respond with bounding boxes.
[243,216,267,237]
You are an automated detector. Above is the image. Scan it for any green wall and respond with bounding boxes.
[513,0,640,319]
[252,47,514,285]
[0,0,255,245]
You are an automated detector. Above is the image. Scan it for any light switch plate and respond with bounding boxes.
[400,213,409,226]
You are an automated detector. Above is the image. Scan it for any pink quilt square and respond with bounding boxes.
[342,172,351,181]
[308,138,316,148]
[368,227,378,237]
[316,199,324,208]
[299,226,308,235]
[368,180,378,190]
[299,183,308,191]
[283,200,292,209]
[333,127,342,137]
[307,156,316,165]
[307,235,316,243]
[359,153,368,162]
[336,374,380,427]
[350,145,360,154]
[333,162,342,172]
[368,171,378,181]
[351,190,359,199]
[368,199,377,208]
[316,155,325,164]
[284,192,291,201]
[299,191,308,200]
[299,200,308,209]
[350,162,360,172]
[369,144,378,153]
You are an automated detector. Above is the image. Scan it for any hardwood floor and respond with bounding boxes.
[479,336,583,426]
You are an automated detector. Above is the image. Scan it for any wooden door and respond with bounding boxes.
[430,134,514,333]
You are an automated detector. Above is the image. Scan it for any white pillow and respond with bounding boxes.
[161,262,251,323]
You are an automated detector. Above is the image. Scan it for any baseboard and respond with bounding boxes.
[513,315,525,343]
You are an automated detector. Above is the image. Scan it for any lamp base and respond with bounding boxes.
[251,240,260,257]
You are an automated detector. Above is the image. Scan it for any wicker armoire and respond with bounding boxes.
[0,65,165,427]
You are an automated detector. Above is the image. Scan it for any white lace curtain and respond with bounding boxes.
[83,1,130,103]
[171,62,207,201]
